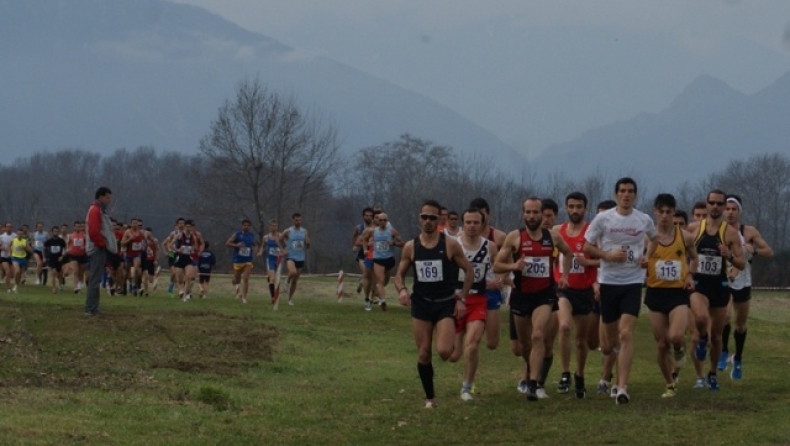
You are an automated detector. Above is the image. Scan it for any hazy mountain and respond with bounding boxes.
[531,72,790,189]
[0,0,525,168]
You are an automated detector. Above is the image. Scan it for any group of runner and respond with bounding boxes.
[382,177,772,408]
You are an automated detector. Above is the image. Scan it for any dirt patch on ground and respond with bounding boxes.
[0,303,279,390]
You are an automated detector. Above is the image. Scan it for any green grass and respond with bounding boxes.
[1,274,790,445]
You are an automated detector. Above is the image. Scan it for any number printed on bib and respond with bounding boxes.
[50,246,61,254]
[621,245,638,265]
[522,256,550,278]
[132,242,143,251]
[181,246,193,255]
[374,241,389,252]
[292,241,304,250]
[655,260,681,282]
[416,260,444,282]
[239,247,251,257]
[698,255,723,275]
[268,247,280,256]
[458,263,484,282]
[559,253,585,274]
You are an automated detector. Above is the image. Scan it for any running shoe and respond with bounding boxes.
[364,300,372,311]
[287,299,294,306]
[717,350,729,371]
[424,399,436,409]
[517,380,529,394]
[596,380,610,395]
[610,385,619,398]
[557,372,571,394]
[536,387,549,399]
[695,336,708,362]
[615,389,630,404]
[574,374,586,399]
[460,389,474,402]
[672,372,679,384]
[12,285,17,293]
[730,360,742,380]
[707,374,720,391]
[526,383,538,401]
[661,384,676,398]
[693,377,706,389]
[673,347,686,367]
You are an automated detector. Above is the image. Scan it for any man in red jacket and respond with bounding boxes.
[85,187,117,315]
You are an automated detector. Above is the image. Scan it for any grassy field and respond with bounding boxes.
[1,273,789,445]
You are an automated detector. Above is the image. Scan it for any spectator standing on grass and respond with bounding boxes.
[85,187,117,316]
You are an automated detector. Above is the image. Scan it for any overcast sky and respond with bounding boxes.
[176,0,790,158]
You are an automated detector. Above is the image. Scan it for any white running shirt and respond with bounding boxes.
[585,207,656,285]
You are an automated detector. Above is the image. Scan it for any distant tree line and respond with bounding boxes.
[5,79,788,285]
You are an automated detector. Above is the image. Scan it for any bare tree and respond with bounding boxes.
[194,77,342,238]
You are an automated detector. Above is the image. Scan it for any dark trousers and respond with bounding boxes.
[85,248,106,314]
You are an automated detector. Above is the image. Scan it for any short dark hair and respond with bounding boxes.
[541,198,559,215]
[362,207,374,216]
[185,219,194,226]
[597,200,616,212]
[707,189,726,201]
[462,208,486,224]
[448,210,459,218]
[176,217,185,224]
[565,191,588,207]
[692,201,707,211]
[421,199,441,213]
[95,186,112,199]
[292,213,302,219]
[674,210,688,225]
[469,197,490,214]
[242,219,252,225]
[653,193,676,210]
[615,177,637,194]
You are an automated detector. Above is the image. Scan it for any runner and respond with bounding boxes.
[11,228,32,292]
[687,201,710,388]
[0,223,14,292]
[553,192,600,399]
[393,199,474,409]
[167,220,203,302]
[583,177,657,404]
[720,194,773,380]
[197,241,216,298]
[351,208,374,297]
[141,226,160,296]
[280,213,311,306]
[494,197,573,401]
[161,218,186,294]
[592,199,617,395]
[358,212,404,311]
[32,222,49,286]
[443,211,461,238]
[644,193,698,398]
[44,226,67,294]
[448,208,498,401]
[685,189,745,391]
[226,219,258,304]
[259,219,282,300]
[537,198,560,398]
[121,218,146,295]
[68,221,88,294]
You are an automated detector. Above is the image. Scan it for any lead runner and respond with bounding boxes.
[394,199,474,409]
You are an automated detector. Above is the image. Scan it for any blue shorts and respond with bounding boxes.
[267,256,278,271]
[363,259,373,270]
[12,258,26,269]
[486,289,504,310]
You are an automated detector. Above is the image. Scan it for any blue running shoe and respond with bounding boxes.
[168,282,175,294]
[730,360,742,380]
[707,374,720,391]
[695,336,708,362]
[717,350,729,371]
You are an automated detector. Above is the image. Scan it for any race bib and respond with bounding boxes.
[374,241,389,252]
[559,253,585,274]
[50,246,61,254]
[34,240,43,248]
[522,256,550,278]
[292,240,304,250]
[698,255,723,275]
[268,247,280,256]
[181,246,193,254]
[458,262,485,282]
[655,260,682,281]
[239,247,251,257]
[621,245,638,265]
[131,242,143,251]
[13,245,25,254]
[416,260,444,282]
[73,238,83,247]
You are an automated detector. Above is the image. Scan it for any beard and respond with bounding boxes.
[569,213,583,224]
[525,219,542,231]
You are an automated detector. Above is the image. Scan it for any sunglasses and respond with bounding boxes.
[707,200,725,206]
[420,214,439,221]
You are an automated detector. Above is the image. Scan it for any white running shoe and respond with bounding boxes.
[460,390,474,402]
[364,300,372,311]
[424,399,436,409]
[516,380,529,394]
[536,388,549,399]
[36,279,40,285]
[615,389,631,405]
[12,285,18,293]
[288,299,294,306]
[693,377,706,389]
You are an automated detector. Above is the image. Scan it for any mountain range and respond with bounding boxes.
[0,0,525,168]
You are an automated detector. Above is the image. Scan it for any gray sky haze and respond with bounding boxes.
[176,0,790,157]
